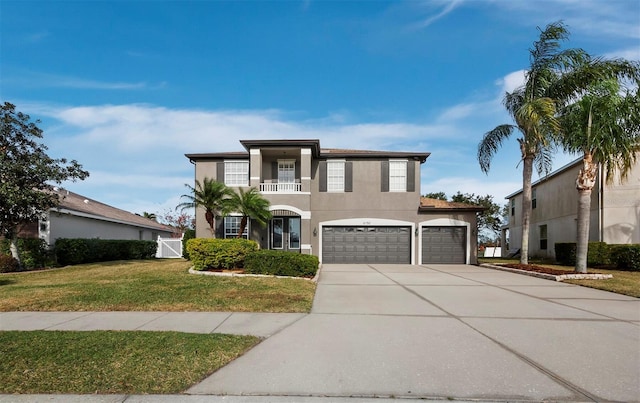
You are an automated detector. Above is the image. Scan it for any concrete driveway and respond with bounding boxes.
[189,264,640,402]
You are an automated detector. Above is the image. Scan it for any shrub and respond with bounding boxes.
[610,244,640,271]
[186,238,258,270]
[55,239,157,266]
[244,250,319,278]
[182,229,196,260]
[0,254,20,273]
[0,238,52,269]
[555,243,577,266]
[554,242,612,267]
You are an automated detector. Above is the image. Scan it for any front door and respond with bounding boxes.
[271,217,301,252]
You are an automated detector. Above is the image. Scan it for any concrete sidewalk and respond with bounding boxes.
[2,263,639,402]
[0,311,305,338]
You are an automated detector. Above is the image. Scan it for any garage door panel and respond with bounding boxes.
[422,226,466,264]
[323,226,411,264]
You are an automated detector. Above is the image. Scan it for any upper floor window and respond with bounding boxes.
[224,216,249,239]
[511,199,515,216]
[389,160,407,192]
[327,161,345,192]
[225,161,249,186]
[278,160,296,183]
[532,188,537,209]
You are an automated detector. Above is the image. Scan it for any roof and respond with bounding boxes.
[50,188,172,232]
[505,157,583,199]
[419,197,486,212]
[186,139,430,163]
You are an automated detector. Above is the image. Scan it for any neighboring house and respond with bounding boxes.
[186,139,484,265]
[23,188,173,247]
[502,156,640,259]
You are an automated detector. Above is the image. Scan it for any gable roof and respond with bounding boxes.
[419,197,485,212]
[50,188,171,232]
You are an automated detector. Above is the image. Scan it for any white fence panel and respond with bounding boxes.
[156,235,183,258]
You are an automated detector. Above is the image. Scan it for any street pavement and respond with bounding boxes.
[1,263,639,402]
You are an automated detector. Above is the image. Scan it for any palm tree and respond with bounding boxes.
[142,212,157,221]
[478,21,585,264]
[223,187,272,238]
[177,178,232,237]
[559,77,640,273]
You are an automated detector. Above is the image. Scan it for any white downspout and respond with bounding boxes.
[598,163,603,242]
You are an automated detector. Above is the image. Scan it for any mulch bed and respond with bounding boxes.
[500,263,570,276]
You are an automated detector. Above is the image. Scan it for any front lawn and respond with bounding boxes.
[479,258,640,298]
[0,259,316,312]
[0,330,258,394]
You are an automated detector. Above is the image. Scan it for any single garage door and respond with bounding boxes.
[422,226,466,264]
[322,226,411,264]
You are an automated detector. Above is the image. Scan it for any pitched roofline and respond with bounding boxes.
[505,157,582,199]
[418,197,486,212]
[50,189,172,232]
[322,149,430,163]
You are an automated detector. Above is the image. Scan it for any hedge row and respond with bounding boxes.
[55,239,157,266]
[555,242,640,271]
[244,249,319,278]
[0,238,53,270]
[185,238,319,277]
[186,238,258,270]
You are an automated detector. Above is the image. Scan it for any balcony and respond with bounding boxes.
[260,182,302,193]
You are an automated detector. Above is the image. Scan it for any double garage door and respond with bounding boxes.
[322,225,467,264]
[322,226,411,264]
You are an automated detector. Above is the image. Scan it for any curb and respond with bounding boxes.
[480,263,613,282]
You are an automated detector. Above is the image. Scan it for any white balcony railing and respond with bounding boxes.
[260,182,302,193]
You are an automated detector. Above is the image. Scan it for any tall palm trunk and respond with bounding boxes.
[520,154,534,265]
[575,152,598,273]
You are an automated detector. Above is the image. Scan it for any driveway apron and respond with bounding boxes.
[188,264,640,402]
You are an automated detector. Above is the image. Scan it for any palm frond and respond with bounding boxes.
[477,124,516,173]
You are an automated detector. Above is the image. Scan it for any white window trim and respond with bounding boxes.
[224,215,249,239]
[277,159,296,184]
[327,160,345,193]
[389,159,407,192]
[224,160,249,187]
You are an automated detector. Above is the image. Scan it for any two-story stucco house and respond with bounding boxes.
[502,155,640,259]
[186,139,484,265]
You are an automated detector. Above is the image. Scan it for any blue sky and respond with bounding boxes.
[2,0,639,218]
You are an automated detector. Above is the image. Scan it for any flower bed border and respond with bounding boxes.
[188,267,320,282]
[480,263,613,281]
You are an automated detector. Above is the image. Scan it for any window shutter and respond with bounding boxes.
[319,161,327,192]
[271,162,278,181]
[217,162,225,182]
[345,162,353,192]
[381,161,389,192]
[406,160,415,192]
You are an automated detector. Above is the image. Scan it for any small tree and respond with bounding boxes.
[423,191,448,200]
[177,178,232,238]
[0,102,89,268]
[223,187,272,238]
[450,192,503,240]
[160,209,195,238]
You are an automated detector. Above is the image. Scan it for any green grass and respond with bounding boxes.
[479,257,640,298]
[0,330,259,394]
[0,259,316,312]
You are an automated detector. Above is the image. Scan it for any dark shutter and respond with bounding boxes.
[217,162,225,182]
[406,160,415,192]
[345,162,353,192]
[381,161,389,192]
[271,162,278,181]
[319,161,327,192]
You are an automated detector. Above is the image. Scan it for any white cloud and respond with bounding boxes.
[497,70,526,95]
[9,72,156,90]
[414,0,463,29]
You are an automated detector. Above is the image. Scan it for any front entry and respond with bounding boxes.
[270,217,301,252]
